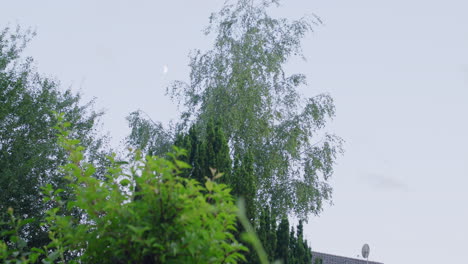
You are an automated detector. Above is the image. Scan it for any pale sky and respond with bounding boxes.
[2,0,468,263]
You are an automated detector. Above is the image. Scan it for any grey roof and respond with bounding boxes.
[312,251,384,264]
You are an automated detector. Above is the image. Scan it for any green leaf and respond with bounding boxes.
[120,179,131,186]
[205,180,214,192]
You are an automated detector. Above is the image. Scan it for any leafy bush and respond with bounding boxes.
[1,115,247,263]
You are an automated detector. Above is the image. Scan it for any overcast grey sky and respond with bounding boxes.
[2,0,468,263]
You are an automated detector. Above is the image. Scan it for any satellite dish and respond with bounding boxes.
[362,244,370,259]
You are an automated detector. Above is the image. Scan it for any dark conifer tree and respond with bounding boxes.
[213,120,232,183]
[189,126,206,183]
[257,206,276,261]
[295,220,306,263]
[257,208,268,247]
[289,226,297,264]
[232,150,256,222]
[175,120,232,183]
[173,132,191,178]
[304,239,313,264]
[267,208,277,262]
[204,119,217,178]
[276,217,290,264]
[203,119,232,182]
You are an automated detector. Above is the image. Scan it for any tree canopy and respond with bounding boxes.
[1,1,343,262]
[0,26,110,248]
[167,0,343,219]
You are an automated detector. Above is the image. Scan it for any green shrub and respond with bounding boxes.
[1,115,247,263]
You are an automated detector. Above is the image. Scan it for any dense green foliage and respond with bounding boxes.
[128,0,343,220]
[174,119,232,184]
[129,114,314,264]
[174,122,267,263]
[125,0,341,262]
[126,110,174,157]
[169,0,343,219]
[256,208,312,264]
[173,120,258,223]
[0,27,110,249]
[1,117,247,263]
[231,150,256,222]
[276,217,290,263]
[2,1,343,262]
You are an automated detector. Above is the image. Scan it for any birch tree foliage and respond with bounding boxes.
[168,0,343,219]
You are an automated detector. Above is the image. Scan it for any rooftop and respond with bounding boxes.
[312,251,384,264]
